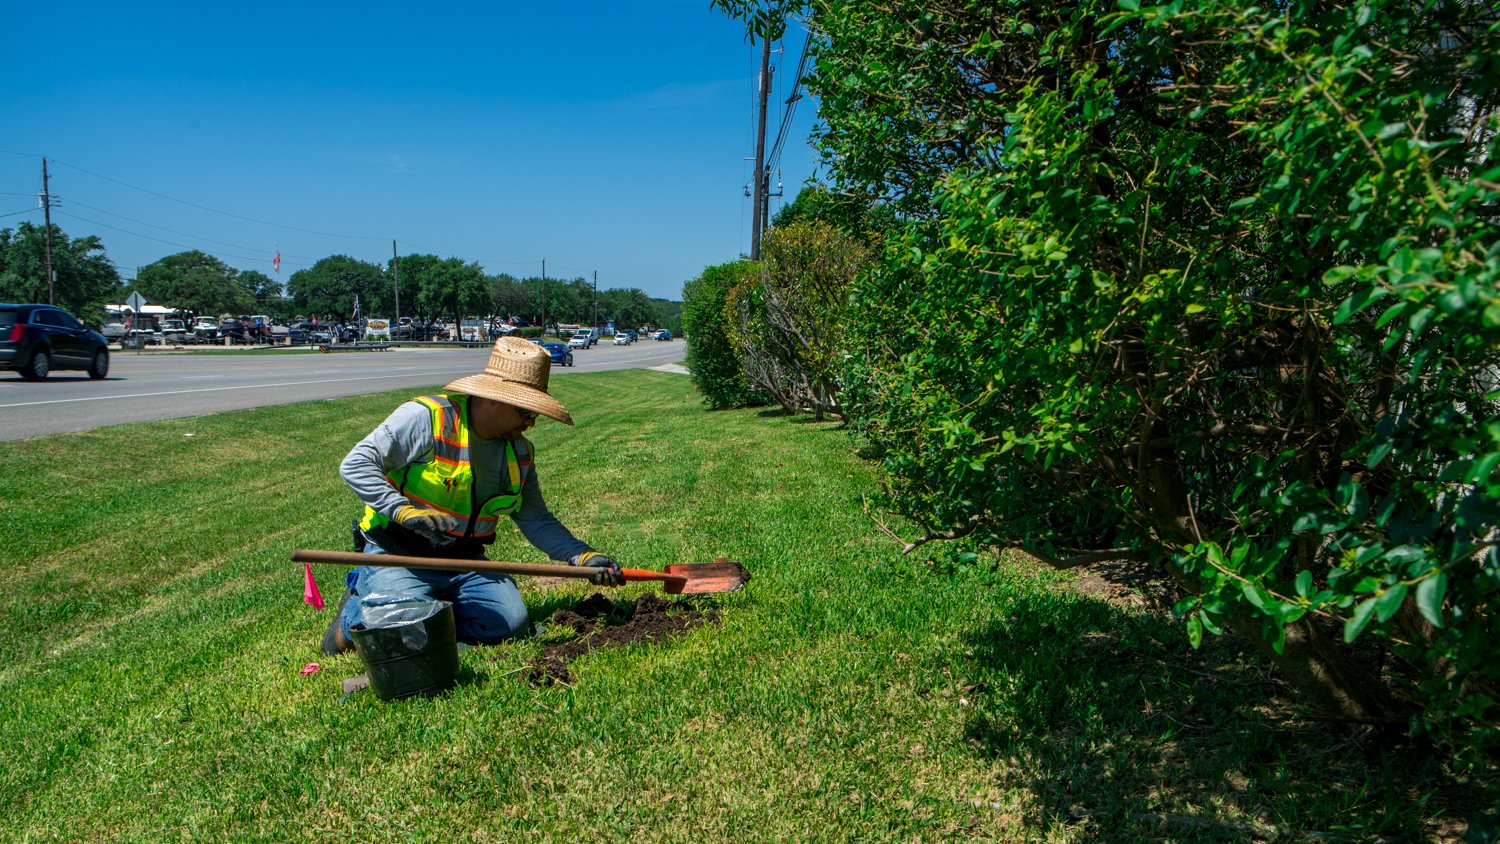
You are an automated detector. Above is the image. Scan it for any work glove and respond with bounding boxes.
[579,551,624,587]
[393,504,457,547]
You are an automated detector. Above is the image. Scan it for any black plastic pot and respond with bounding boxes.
[350,601,460,701]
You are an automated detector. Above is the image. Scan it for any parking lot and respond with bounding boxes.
[0,340,685,441]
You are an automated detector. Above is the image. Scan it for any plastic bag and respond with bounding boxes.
[355,594,448,629]
[354,594,451,653]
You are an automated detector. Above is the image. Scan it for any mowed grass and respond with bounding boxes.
[0,370,1484,842]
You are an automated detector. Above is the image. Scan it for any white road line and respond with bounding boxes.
[0,369,469,409]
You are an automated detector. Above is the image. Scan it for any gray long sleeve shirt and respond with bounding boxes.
[340,400,591,564]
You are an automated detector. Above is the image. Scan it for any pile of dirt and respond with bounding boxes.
[528,592,718,685]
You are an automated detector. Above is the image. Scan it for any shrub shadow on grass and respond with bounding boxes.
[960,592,1490,842]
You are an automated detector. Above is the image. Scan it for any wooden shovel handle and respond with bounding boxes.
[290,548,684,585]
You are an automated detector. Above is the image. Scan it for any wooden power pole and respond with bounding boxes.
[41,157,56,305]
[750,36,773,261]
[392,240,401,335]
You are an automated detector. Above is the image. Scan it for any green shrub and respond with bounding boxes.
[726,221,867,420]
[724,0,1500,762]
[682,261,770,410]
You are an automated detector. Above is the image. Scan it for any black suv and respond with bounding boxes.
[395,321,447,341]
[0,303,110,380]
[289,322,333,345]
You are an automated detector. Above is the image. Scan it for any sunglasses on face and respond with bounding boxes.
[515,407,537,422]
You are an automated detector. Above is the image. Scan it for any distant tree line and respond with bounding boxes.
[0,224,680,331]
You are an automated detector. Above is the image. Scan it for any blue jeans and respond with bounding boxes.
[338,537,532,645]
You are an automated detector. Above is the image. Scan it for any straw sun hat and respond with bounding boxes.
[444,337,573,425]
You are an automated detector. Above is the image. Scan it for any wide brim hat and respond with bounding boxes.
[444,337,574,425]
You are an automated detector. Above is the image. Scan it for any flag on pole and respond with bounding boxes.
[303,561,325,609]
[352,294,361,321]
[273,249,281,275]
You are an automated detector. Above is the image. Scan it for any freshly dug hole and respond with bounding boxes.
[528,592,719,685]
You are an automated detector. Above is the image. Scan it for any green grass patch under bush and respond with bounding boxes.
[0,371,1488,841]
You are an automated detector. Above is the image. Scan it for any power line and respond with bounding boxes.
[53,210,310,269]
[63,198,320,260]
[0,208,37,218]
[10,153,571,279]
[47,156,390,242]
[766,24,812,176]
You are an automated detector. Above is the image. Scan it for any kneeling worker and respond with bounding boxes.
[322,336,623,655]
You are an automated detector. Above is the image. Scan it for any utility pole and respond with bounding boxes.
[750,36,774,261]
[592,270,598,329]
[40,157,56,305]
[541,259,547,335]
[392,240,401,337]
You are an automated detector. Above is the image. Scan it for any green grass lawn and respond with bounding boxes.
[0,370,1486,842]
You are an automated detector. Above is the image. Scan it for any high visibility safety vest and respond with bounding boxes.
[359,393,526,545]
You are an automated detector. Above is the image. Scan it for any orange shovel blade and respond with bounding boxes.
[619,558,750,594]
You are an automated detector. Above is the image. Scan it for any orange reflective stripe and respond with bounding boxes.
[401,490,468,518]
[388,391,523,542]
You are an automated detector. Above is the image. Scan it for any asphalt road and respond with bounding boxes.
[0,340,687,441]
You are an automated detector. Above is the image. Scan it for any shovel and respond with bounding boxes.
[291,548,750,595]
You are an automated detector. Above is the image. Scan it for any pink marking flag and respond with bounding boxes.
[303,561,325,609]
[273,249,282,275]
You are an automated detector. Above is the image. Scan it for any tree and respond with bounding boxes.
[487,273,532,321]
[771,185,896,243]
[0,223,121,325]
[135,251,252,316]
[720,0,1500,763]
[396,254,488,328]
[239,270,282,304]
[385,255,421,318]
[597,287,664,329]
[287,255,387,319]
[727,220,867,420]
[682,261,770,410]
[523,276,590,326]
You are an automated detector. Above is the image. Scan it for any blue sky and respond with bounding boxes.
[0,2,819,301]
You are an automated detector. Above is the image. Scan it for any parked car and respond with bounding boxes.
[655,329,674,341]
[542,342,574,367]
[290,322,333,344]
[0,303,110,380]
[395,321,447,341]
[567,334,590,350]
[613,333,632,346]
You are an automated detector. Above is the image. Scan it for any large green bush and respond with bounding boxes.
[682,260,770,410]
[721,0,1500,761]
